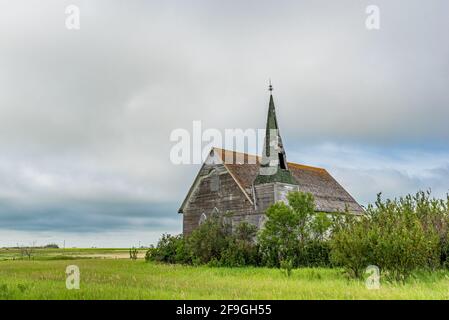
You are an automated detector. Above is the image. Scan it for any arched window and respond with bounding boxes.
[199,213,207,225]
[211,207,220,218]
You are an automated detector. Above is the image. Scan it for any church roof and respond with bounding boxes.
[178,89,363,216]
[213,148,364,214]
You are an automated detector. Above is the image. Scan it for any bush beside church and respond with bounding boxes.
[147,190,449,280]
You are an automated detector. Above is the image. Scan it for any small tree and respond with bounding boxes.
[287,192,315,243]
[20,242,36,260]
[330,215,374,278]
[129,247,138,260]
[258,192,320,267]
[258,202,300,267]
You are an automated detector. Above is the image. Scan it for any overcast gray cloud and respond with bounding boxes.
[0,0,448,247]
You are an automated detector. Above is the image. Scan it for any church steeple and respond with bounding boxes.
[254,84,296,185]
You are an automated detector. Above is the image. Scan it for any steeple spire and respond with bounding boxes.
[254,85,296,185]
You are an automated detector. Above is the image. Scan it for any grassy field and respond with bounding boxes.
[0,247,147,261]
[1,251,449,299]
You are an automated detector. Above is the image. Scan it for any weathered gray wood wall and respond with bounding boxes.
[183,162,300,236]
[182,163,255,236]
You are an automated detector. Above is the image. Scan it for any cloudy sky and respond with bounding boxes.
[1,0,448,247]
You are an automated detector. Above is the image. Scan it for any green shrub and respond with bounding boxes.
[300,211,333,267]
[147,190,448,278]
[300,240,332,267]
[220,222,259,267]
[410,191,449,266]
[330,192,442,280]
[147,234,189,264]
[148,216,260,267]
[186,216,231,265]
[144,246,154,261]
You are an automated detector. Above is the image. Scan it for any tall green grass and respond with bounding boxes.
[1,259,449,299]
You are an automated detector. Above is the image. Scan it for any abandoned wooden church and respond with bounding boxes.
[179,89,363,235]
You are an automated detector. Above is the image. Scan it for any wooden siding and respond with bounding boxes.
[182,163,255,236]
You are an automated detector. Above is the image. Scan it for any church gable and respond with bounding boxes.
[178,151,254,215]
[180,87,364,235]
[179,152,256,235]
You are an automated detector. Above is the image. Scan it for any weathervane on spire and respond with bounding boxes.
[268,79,273,93]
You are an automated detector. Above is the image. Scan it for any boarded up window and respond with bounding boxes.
[210,173,219,192]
